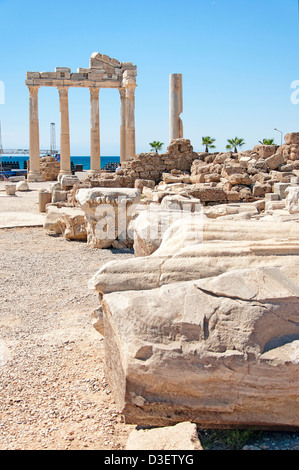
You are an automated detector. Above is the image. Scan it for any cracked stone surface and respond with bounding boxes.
[98,265,299,428]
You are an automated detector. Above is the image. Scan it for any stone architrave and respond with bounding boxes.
[89,87,101,174]
[27,86,42,182]
[57,86,71,178]
[169,74,183,142]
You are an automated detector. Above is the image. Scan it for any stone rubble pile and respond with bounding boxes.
[42,134,299,246]
[78,134,299,206]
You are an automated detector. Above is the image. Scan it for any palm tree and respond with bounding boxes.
[202,136,216,153]
[149,141,164,153]
[227,137,246,153]
[258,138,275,145]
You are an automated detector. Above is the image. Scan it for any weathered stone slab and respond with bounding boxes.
[265,152,285,170]
[126,422,203,450]
[89,214,299,296]
[60,174,80,188]
[101,265,299,428]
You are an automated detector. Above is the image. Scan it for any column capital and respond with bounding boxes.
[124,81,136,100]
[57,86,69,97]
[89,87,100,98]
[28,85,39,97]
[118,87,126,100]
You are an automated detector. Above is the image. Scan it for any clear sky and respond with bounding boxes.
[1,0,299,155]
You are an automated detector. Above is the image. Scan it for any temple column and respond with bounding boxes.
[27,85,42,182]
[124,82,136,160]
[169,73,183,142]
[119,87,126,163]
[89,87,101,174]
[57,86,71,178]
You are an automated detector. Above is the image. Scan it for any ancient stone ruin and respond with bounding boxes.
[25,52,137,182]
[40,128,299,431]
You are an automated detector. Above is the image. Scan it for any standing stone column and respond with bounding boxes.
[119,87,126,163]
[89,87,101,174]
[124,82,136,160]
[169,74,183,142]
[57,86,71,178]
[27,86,42,182]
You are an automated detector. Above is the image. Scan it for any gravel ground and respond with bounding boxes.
[0,226,298,451]
[0,227,135,450]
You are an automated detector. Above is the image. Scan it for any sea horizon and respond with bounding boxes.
[0,155,120,171]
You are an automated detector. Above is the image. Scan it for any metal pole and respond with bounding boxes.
[274,128,282,146]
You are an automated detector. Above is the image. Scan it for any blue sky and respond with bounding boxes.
[1,0,299,155]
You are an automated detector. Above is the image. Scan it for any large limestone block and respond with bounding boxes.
[44,206,87,240]
[160,194,202,212]
[252,145,278,158]
[126,422,203,450]
[102,265,299,428]
[286,186,299,214]
[89,217,299,295]
[265,152,285,170]
[284,133,299,145]
[89,239,299,296]
[75,187,141,248]
[60,174,80,188]
[131,207,204,257]
[133,204,298,257]
[188,186,227,202]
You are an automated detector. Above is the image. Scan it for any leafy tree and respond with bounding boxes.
[149,141,164,153]
[258,138,275,145]
[202,136,216,153]
[227,137,246,153]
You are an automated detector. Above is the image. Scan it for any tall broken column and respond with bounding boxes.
[169,74,183,142]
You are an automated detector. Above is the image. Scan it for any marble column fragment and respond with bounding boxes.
[27,86,43,182]
[169,74,183,142]
[89,87,101,173]
[58,86,71,177]
[119,87,126,163]
[124,82,136,160]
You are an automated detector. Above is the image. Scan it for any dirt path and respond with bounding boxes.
[0,227,135,450]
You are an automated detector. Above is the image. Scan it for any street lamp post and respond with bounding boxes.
[274,128,283,146]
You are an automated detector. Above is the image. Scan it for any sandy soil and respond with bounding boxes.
[0,226,135,450]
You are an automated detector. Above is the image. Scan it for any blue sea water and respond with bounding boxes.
[0,155,120,171]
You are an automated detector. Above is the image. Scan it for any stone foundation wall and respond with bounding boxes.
[40,155,60,181]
